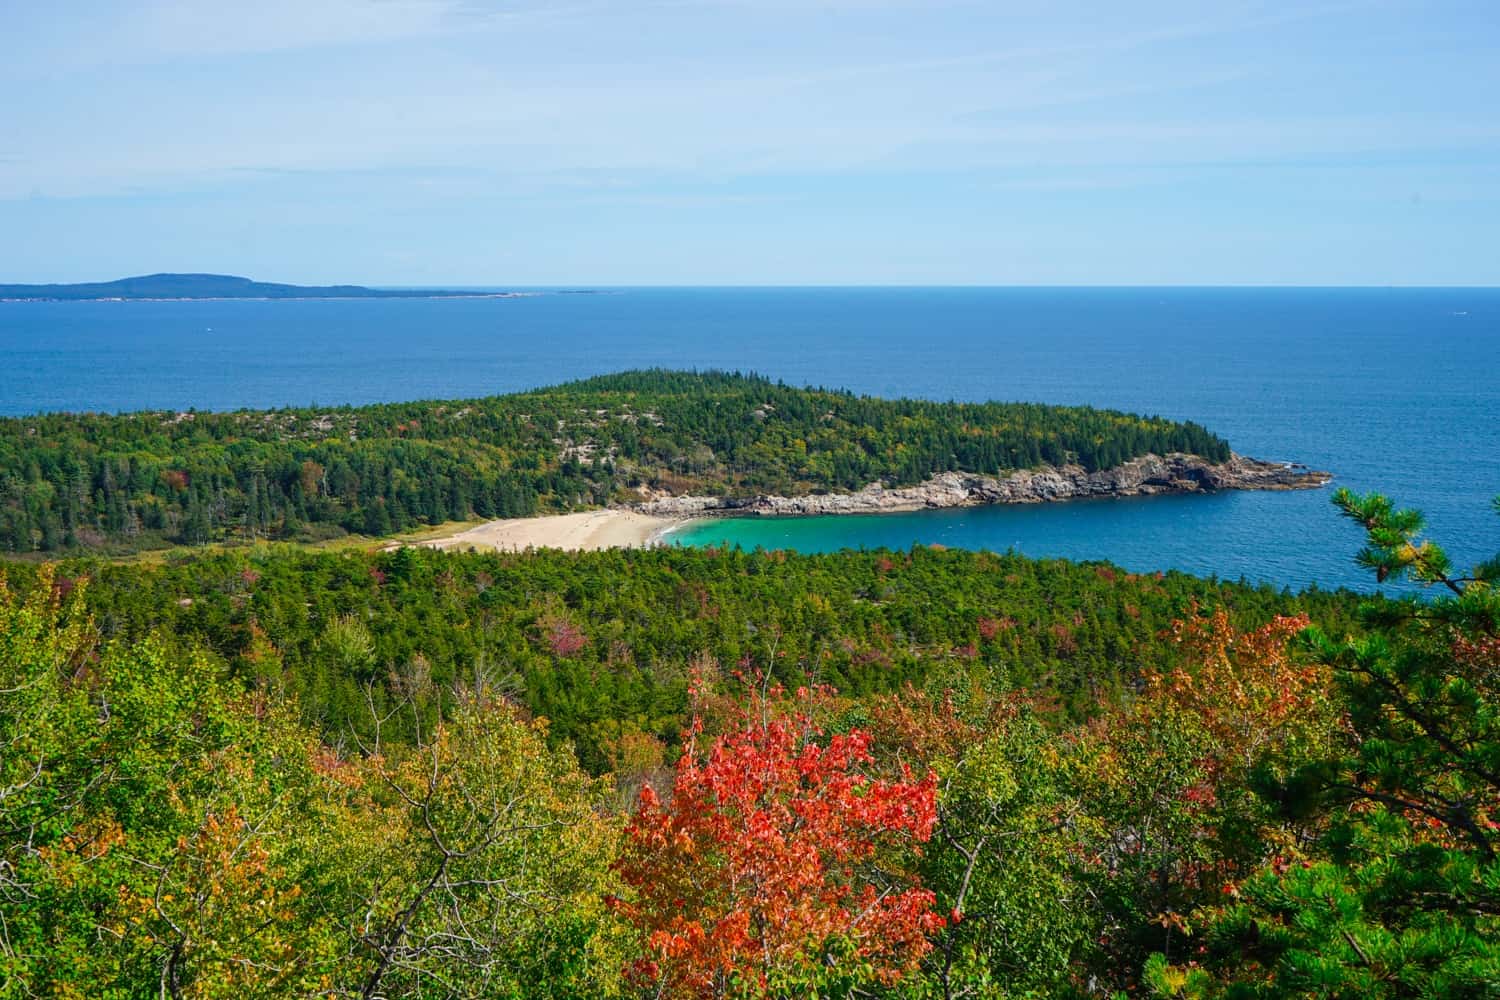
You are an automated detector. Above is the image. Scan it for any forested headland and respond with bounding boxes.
[1,490,1496,998]
[0,370,1235,554]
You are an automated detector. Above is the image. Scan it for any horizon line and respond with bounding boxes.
[7,274,1497,293]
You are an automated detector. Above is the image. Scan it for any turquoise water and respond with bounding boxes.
[2,287,1497,590]
[665,491,1365,590]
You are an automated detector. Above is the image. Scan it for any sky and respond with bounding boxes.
[2,0,1497,286]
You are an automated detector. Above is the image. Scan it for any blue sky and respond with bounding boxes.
[3,0,1497,285]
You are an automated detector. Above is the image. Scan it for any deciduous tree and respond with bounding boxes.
[615,683,943,998]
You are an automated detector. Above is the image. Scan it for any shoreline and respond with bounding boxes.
[629,452,1331,519]
[412,452,1331,555]
[419,509,680,553]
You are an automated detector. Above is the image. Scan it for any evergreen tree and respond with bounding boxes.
[0,371,1245,552]
[1147,490,1500,999]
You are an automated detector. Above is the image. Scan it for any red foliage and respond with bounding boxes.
[1050,622,1079,656]
[298,460,323,497]
[1454,634,1500,678]
[546,619,588,657]
[615,702,943,997]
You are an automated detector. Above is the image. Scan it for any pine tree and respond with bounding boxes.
[1147,489,1500,999]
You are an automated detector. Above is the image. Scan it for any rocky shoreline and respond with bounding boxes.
[628,453,1332,519]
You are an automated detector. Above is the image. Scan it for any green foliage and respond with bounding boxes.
[15,479,1488,1000]
[921,705,1095,997]
[17,544,1358,771]
[0,572,623,998]
[0,571,346,996]
[346,697,623,999]
[0,370,1232,553]
[1147,492,1500,999]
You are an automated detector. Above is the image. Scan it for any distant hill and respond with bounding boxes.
[0,273,503,301]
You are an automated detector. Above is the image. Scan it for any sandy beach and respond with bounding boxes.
[421,509,682,553]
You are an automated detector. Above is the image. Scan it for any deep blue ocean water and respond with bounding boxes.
[3,287,1496,591]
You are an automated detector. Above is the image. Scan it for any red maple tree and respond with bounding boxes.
[614,686,944,998]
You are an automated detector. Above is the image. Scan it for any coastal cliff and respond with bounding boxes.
[628,452,1331,518]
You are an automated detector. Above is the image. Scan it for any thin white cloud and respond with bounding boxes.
[0,0,1492,203]
[2,0,599,71]
[135,0,456,54]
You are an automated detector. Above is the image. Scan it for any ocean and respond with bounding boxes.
[3,287,1496,591]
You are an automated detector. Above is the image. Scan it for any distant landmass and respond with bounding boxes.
[0,273,515,301]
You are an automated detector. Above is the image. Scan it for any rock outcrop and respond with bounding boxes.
[627,453,1331,519]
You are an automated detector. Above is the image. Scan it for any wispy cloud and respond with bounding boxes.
[2,0,1495,283]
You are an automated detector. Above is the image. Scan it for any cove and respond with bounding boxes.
[664,487,1376,593]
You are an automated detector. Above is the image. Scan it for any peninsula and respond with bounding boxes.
[0,370,1331,556]
[0,272,518,301]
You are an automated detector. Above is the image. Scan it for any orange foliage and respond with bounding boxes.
[615,692,944,997]
[861,684,1042,769]
[1149,607,1327,771]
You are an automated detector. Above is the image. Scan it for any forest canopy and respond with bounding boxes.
[8,543,1360,769]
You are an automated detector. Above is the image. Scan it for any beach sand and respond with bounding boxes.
[421,509,681,553]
